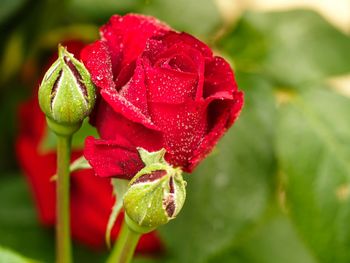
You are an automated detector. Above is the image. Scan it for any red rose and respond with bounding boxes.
[15,41,162,252]
[81,14,243,179]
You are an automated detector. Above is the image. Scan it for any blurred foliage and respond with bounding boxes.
[218,10,350,87]
[139,0,221,38]
[1,0,350,262]
[0,0,27,25]
[0,245,38,263]
[0,175,107,262]
[277,87,350,262]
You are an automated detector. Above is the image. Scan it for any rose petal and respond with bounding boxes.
[118,58,149,116]
[80,40,116,92]
[161,32,213,58]
[145,36,206,100]
[85,102,164,179]
[71,169,113,219]
[16,138,56,225]
[203,56,239,98]
[84,136,144,179]
[188,91,244,171]
[71,194,111,247]
[148,101,207,168]
[101,88,158,130]
[82,42,158,129]
[93,102,163,151]
[138,232,164,253]
[144,58,198,104]
[155,53,197,74]
[101,14,170,75]
[81,38,160,130]
[114,61,136,89]
[18,97,47,145]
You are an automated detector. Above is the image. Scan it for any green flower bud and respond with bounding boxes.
[38,45,95,135]
[123,148,186,231]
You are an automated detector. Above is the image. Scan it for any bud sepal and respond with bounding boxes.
[123,148,187,231]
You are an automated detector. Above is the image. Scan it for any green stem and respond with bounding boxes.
[107,219,141,263]
[56,135,72,263]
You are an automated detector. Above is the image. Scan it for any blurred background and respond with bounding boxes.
[1,0,350,262]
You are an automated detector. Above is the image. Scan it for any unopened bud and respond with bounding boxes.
[38,45,95,135]
[123,148,186,231]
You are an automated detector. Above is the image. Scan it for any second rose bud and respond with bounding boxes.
[123,148,187,232]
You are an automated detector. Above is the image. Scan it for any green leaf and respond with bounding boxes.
[158,73,277,263]
[138,0,222,38]
[106,178,129,248]
[218,10,350,86]
[0,246,38,263]
[207,212,317,263]
[69,156,91,172]
[277,87,350,263]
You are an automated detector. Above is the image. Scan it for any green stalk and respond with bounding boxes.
[56,135,72,263]
[106,220,141,263]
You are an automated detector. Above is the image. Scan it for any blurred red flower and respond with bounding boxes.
[81,14,244,179]
[15,41,162,252]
